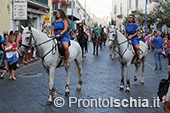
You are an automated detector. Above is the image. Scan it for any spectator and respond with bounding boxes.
[3,34,8,70]
[0,35,4,66]
[5,35,21,80]
[0,70,7,79]
[144,33,149,45]
[166,37,170,67]
[1,30,8,42]
[163,68,170,113]
[152,31,164,72]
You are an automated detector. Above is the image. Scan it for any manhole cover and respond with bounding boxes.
[18,73,42,78]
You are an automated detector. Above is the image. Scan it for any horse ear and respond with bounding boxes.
[20,25,24,30]
[28,26,31,31]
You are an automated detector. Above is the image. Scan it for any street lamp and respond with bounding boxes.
[145,0,147,33]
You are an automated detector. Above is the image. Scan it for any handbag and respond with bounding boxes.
[7,54,19,66]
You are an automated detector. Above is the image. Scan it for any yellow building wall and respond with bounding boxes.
[0,0,11,35]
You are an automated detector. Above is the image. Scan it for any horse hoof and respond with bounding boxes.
[76,87,81,91]
[111,58,114,60]
[134,78,137,81]
[140,82,144,85]
[93,53,95,55]
[119,88,124,91]
[115,57,117,59]
[125,90,130,93]
[46,101,53,106]
[65,92,70,96]
[53,93,57,99]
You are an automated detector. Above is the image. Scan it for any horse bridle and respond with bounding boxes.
[22,30,56,60]
[109,31,129,62]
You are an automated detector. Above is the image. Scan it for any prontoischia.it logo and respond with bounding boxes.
[54,97,161,108]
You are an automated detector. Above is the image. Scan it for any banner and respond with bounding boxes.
[13,0,28,20]
[44,15,50,22]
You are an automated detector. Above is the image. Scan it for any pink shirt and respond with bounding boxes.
[145,36,149,42]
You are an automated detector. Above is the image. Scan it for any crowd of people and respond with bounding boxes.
[0,29,38,80]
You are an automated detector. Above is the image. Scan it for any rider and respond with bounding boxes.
[51,9,70,67]
[124,14,140,63]
[94,23,100,36]
[79,19,88,38]
[109,21,118,32]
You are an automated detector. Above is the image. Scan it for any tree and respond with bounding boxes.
[152,0,170,27]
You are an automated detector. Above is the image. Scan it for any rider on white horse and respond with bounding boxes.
[124,14,140,63]
[109,21,118,32]
[51,9,70,67]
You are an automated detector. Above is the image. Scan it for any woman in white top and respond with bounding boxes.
[5,35,21,80]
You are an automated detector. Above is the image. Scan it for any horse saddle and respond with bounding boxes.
[57,39,65,57]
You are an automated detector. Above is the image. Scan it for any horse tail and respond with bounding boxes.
[75,61,80,77]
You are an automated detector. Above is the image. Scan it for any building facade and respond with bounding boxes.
[0,0,49,34]
[112,0,157,30]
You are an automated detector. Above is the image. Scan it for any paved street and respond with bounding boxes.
[0,42,168,113]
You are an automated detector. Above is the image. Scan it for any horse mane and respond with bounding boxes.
[31,27,49,39]
[117,30,126,39]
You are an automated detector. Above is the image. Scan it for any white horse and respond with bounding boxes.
[109,30,148,93]
[20,26,83,105]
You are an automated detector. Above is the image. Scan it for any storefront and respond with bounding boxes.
[13,0,49,31]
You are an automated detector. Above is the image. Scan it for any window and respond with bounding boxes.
[136,0,138,8]
[53,4,58,10]
[35,0,48,5]
[114,5,117,14]
[129,0,131,9]
[120,3,122,14]
[148,0,152,3]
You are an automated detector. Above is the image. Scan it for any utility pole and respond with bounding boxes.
[71,0,74,40]
[145,0,148,33]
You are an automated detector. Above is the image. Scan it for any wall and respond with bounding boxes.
[0,0,11,34]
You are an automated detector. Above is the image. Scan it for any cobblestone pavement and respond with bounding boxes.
[0,42,167,113]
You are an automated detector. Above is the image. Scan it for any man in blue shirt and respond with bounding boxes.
[152,31,163,72]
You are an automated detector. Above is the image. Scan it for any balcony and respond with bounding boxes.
[152,0,159,2]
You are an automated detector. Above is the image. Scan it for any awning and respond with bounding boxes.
[28,8,45,15]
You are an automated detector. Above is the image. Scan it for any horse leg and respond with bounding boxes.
[96,42,99,55]
[111,47,114,60]
[141,57,146,85]
[120,64,124,91]
[134,62,142,81]
[65,67,71,96]
[126,64,130,93]
[75,60,83,91]
[115,48,117,59]
[46,67,56,106]
[93,42,96,55]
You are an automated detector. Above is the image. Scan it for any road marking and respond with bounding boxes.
[145,62,168,78]
[17,73,42,78]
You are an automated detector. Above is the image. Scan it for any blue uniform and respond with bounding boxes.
[52,19,70,43]
[125,24,139,45]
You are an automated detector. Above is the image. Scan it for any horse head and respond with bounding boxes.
[20,26,35,54]
[108,29,117,48]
